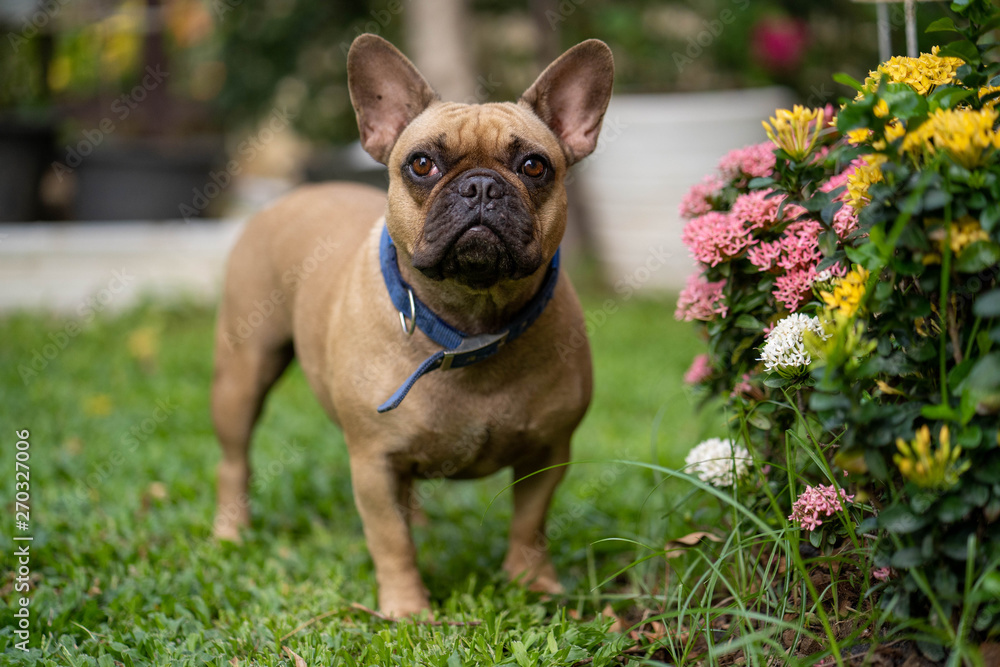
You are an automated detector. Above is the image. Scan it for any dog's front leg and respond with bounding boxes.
[503,440,571,595]
[349,456,430,617]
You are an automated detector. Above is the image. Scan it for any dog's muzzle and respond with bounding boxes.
[412,169,541,288]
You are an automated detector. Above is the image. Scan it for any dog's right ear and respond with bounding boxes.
[348,34,439,165]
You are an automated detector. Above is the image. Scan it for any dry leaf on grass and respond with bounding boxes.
[600,604,627,633]
[282,646,307,667]
[664,531,723,558]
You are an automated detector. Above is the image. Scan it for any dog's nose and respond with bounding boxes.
[458,172,504,201]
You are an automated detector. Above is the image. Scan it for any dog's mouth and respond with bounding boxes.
[411,170,542,289]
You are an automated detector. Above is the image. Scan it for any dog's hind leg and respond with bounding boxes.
[211,306,294,541]
[503,439,571,594]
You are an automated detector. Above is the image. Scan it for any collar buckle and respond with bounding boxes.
[439,330,510,371]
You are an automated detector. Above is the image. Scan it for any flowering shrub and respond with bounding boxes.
[676,0,1000,650]
[684,437,752,488]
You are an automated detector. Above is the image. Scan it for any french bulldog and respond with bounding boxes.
[211,33,614,617]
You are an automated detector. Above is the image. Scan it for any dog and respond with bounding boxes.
[211,33,614,617]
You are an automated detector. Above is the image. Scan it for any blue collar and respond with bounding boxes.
[377,225,560,413]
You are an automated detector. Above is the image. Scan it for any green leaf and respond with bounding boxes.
[833,72,864,92]
[878,504,928,534]
[748,176,775,189]
[866,448,890,480]
[734,314,764,330]
[955,240,1000,273]
[818,230,839,257]
[763,375,791,389]
[511,640,531,667]
[974,288,1000,317]
[956,424,983,448]
[809,392,851,411]
[937,41,980,65]
[881,83,930,121]
[809,529,823,548]
[891,546,927,568]
[845,243,884,271]
[921,403,958,420]
[937,495,972,522]
[928,86,974,112]
[983,203,1000,232]
[967,352,1000,392]
[926,17,958,32]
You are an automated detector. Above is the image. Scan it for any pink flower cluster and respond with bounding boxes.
[819,161,862,238]
[676,143,858,319]
[681,211,752,266]
[683,354,713,384]
[678,175,724,218]
[788,484,855,531]
[718,142,777,182]
[730,373,755,398]
[747,218,846,312]
[731,189,801,232]
[675,275,728,322]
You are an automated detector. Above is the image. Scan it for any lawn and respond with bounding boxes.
[0,278,721,665]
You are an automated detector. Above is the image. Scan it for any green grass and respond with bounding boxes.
[0,282,722,665]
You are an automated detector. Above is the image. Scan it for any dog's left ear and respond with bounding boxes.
[520,39,614,166]
[348,34,439,164]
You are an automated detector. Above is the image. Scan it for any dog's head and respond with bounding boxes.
[348,35,614,290]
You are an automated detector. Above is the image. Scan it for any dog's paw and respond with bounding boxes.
[503,557,563,595]
[212,515,245,543]
[379,586,431,619]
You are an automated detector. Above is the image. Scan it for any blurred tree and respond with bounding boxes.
[211,0,952,147]
[405,0,475,101]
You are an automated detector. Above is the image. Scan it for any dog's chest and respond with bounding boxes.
[401,401,539,479]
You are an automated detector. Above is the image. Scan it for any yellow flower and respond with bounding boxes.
[127,326,161,364]
[820,266,870,318]
[762,105,825,161]
[846,154,887,210]
[872,120,907,152]
[894,425,969,490]
[979,85,1000,108]
[84,394,114,417]
[846,128,872,145]
[948,215,990,254]
[920,107,1000,170]
[860,46,964,97]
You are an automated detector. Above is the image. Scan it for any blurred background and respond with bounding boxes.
[0,0,951,309]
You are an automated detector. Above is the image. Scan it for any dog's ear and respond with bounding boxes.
[348,34,439,164]
[520,39,614,166]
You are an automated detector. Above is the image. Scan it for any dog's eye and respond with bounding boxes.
[520,156,546,178]
[410,155,437,178]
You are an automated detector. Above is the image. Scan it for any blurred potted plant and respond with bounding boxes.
[47,0,224,221]
[0,1,57,221]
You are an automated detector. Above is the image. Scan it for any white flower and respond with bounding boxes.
[684,437,751,487]
[812,268,836,285]
[759,313,829,375]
